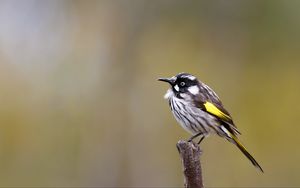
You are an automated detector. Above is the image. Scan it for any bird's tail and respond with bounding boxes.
[230,133,264,173]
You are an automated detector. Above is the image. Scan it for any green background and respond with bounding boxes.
[0,0,299,187]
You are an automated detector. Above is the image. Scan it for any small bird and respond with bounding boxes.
[158,72,263,172]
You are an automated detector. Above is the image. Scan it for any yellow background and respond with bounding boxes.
[0,1,299,187]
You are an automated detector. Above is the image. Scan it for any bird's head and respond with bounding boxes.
[158,73,200,99]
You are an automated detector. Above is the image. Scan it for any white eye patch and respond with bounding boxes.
[174,84,179,91]
[188,85,199,95]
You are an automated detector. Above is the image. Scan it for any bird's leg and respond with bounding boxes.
[197,135,205,144]
[187,132,202,142]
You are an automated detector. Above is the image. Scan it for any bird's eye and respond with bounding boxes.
[180,82,185,87]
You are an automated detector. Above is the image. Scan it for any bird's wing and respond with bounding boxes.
[203,101,241,135]
[203,101,232,122]
[193,83,241,135]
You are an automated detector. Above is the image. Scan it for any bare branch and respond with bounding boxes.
[176,140,204,188]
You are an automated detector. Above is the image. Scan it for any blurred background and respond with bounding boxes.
[0,0,299,187]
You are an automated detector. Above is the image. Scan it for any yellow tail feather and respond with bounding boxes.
[230,134,264,173]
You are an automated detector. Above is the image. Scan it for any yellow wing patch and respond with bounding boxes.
[204,101,231,121]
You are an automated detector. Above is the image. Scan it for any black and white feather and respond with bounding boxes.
[161,73,226,137]
[158,72,263,172]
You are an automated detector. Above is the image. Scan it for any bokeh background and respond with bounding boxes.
[0,0,299,187]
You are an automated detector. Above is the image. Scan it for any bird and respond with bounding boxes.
[158,72,263,172]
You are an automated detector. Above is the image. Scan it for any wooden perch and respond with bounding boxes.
[176,140,204,188]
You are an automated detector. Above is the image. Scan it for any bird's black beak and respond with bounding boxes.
[158,77,174,85]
